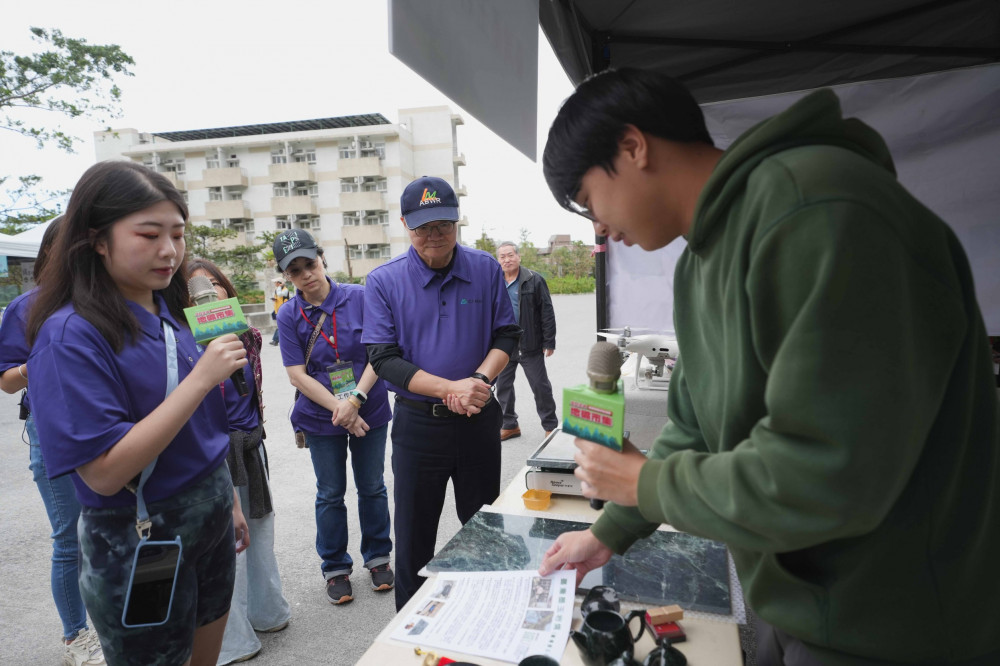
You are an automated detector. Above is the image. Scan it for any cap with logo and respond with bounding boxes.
[400,176,460,230]
[273,229,319,272]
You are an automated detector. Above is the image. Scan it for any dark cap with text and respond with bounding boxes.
[400,176,460,229]
[273,229,319,272]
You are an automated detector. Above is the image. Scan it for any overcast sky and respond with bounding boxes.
[1,0,586,246]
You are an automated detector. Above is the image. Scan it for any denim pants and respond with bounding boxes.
[216,473,291,665]
[305,424,391,578]
[26,415,89,640]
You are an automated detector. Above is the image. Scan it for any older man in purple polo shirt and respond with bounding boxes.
[364,176,521,609]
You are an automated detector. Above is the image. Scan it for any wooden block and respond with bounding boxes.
[648,604,684,624]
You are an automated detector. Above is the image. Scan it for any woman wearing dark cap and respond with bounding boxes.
[272,229,393,605]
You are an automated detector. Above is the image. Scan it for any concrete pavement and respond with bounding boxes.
[0,292,598,665]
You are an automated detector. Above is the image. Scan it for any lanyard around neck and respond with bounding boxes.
[299,306,339,361]
[135,321,179,538]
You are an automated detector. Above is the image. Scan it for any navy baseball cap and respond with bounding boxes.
[400,176,460,229]
[273,229,319,272]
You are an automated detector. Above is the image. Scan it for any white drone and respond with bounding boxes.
[597,327,679,391]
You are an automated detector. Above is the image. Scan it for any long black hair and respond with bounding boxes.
[32,214,65,282]
[27,161,191,351]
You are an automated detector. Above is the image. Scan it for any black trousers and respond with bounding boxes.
[495,349,559,431]
[390,397,502,610]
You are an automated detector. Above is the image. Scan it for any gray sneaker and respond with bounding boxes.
[64,628,105,666]
[370,563,394,591]
[327,574,353,604]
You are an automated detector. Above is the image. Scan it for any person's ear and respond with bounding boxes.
[90,228,108,257]
[618,124,649,170]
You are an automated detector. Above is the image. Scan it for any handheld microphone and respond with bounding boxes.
[185,275,250,396]
[563,341,626,510]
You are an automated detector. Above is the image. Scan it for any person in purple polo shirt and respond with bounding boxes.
[272,229,394,606]
[0,216,107,666]
[363,176,521,610]
[25,161,249,666]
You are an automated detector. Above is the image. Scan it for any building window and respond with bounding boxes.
[359,138,385,159]
[349,246,364,260]
[206,156,220,169]
[271,149,287,164]
[293,149,316,164]
[227,191,243,201]
[364,212,388,226]
[209,187,223,201]
[343,212,360,226]
[339,144,356,159]
[366,243,391,259]
[340,179,359,193]
[276,217,291,230]
[211,220,223,229]
[362,177,387,193]
[226,156,240,167]
[310,217,321,230]
[273,185,289,197]
[246,231,255,243]
[293,183,319,197]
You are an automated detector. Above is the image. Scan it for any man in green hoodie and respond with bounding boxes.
[537,68,1000,666]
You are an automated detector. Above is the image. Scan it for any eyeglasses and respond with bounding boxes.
[564,197,597,222]
[284,258,318,279]
[413,221,456,238]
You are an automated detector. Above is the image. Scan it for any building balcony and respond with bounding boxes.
[161,171,186,191]
[453,152,466,166]
[457,215,469,227]
[205,200,251,219]
[347,257,388,276]
[342,224,389,245]
[340,191,385,211]
[268,162,314,182]
[272,196,318,216]
[202,167,248,188]
[338,156,383,179]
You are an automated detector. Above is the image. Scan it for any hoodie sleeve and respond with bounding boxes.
[591,356,711,554]
[632,200,967,553]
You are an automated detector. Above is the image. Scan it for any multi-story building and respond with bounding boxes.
[94,106,468,279]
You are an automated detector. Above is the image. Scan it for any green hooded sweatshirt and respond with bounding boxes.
[591,90,1000,665]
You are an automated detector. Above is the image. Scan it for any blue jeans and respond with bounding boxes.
[306,424,391,578]
[26,416,89,640]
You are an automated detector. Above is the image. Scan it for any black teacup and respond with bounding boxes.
[570,609,647,666]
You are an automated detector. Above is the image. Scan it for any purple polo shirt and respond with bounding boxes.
[362,244,517,402]
[0,289,34,411]
[277,277,390,435]
[27,294,229,508]
[222,359,258,432]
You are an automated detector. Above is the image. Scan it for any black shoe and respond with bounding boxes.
[327,575,353,604]
[370,563,394,591]
[269,340,279,346]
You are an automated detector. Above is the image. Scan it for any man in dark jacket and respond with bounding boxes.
[495,242,558,440]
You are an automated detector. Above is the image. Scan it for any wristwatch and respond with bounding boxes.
[351,389,368,405]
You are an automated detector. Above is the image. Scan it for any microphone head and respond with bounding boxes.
[586,341,621,393]
[187,274,217,305]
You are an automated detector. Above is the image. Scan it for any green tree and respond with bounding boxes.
[185,224,237,263]
[474,232,497,255]
[517,228,546,274]
[0,175,66,234]
[1,27,134,223]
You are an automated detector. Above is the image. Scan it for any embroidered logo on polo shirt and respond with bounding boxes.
[419,188,441,205]
[460,298,483,305]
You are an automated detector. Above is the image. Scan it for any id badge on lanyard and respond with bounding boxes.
[327,361,357,398]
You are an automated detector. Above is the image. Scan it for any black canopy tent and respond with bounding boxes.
[537,0,1000,331]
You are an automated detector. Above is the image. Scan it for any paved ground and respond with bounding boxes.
[0,292,597,665]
